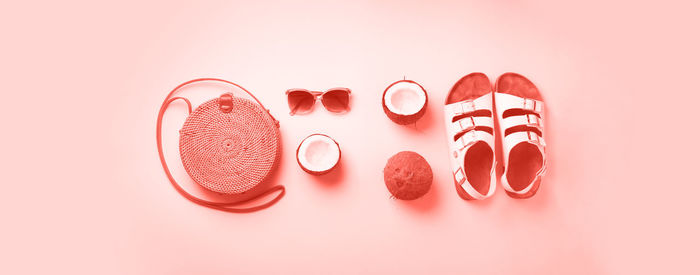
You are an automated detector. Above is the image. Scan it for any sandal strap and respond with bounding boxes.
[449,116,494,137]
[494,92,544,114]
[500,114,543,132]
[444,93,493,116]
[502,131,546,154]
[453,130,494,149]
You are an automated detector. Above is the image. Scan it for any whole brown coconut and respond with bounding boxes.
[382,80,428,125]
[383,151,433,200]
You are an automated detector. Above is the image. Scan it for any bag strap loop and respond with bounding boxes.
[219,93,234,113]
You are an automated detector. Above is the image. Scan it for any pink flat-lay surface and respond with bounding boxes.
[2,0,699,274]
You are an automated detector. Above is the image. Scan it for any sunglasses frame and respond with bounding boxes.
[286,87,352,115]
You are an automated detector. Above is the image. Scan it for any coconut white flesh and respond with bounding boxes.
[384,81,426,115]
[298,134,339,172]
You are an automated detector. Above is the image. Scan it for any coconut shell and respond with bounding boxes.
[383,151,433,200]
[382,80,428,125]
[296,134,341,175]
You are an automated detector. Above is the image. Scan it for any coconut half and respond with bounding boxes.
[382,80,428,125]
[296,134,341,175]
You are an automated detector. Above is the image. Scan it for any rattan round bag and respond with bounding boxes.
[179,93,281,194]
[157,78,284,213]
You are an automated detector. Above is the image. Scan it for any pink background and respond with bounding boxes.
[2,0,699,274]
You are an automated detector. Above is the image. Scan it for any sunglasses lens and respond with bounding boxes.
[321,89,350,113]
[287,90,315,114]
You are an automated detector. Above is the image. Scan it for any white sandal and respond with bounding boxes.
[494,73,547,198]
[444,73,497,200]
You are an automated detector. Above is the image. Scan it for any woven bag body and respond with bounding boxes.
[179,94,281,194]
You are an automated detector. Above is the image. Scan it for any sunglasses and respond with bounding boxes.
[286,88,351,115]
